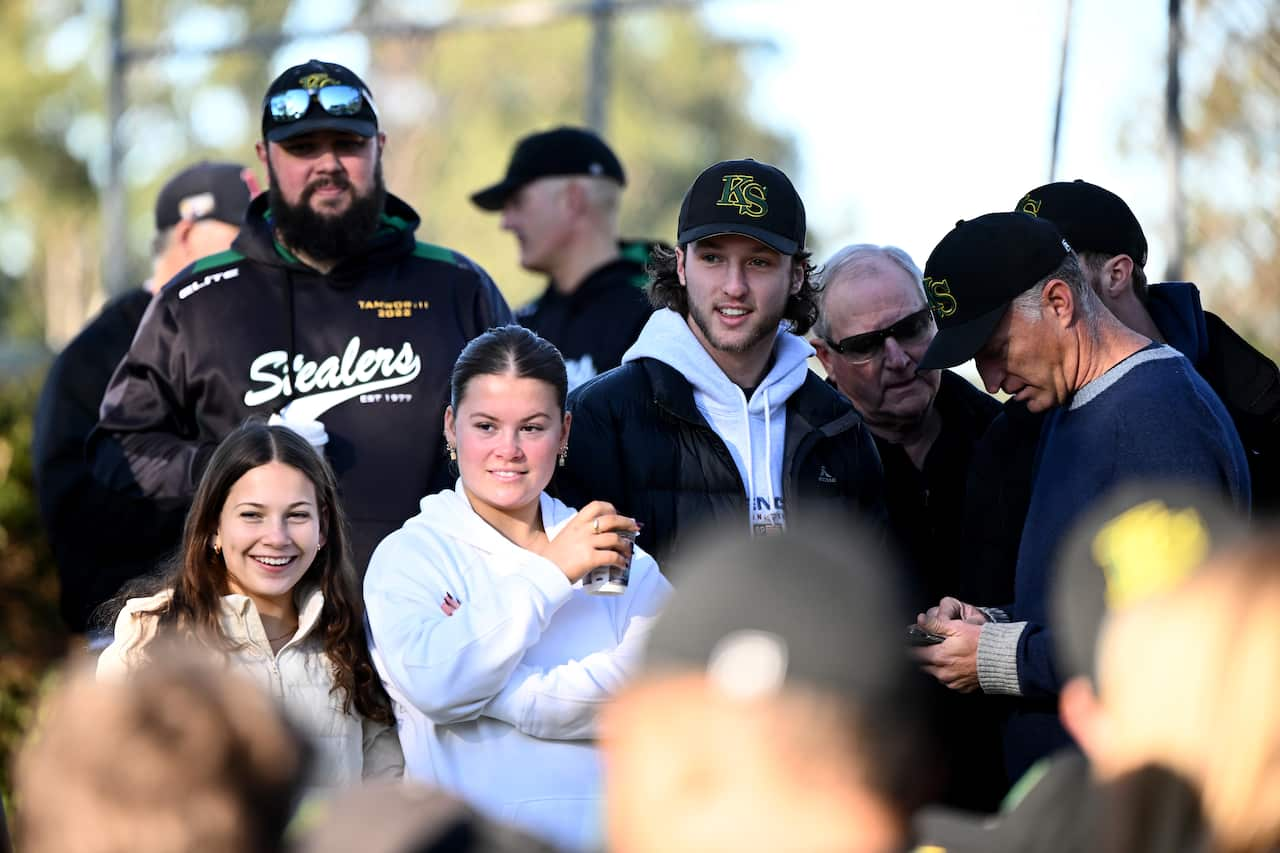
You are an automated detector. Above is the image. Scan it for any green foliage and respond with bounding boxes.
[373,0,793,307]
[0,366,63,799]
[1183,0,1280,357]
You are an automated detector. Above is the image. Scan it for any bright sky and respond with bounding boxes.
[707,0,1182,276]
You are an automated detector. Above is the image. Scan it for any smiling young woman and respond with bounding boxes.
[97,420,403,790]
[364,325,672,851]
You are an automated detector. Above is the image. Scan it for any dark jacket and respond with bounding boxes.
[876,369,1002,608]
[915,750,1211,853]
[555,357,886,579]
[33,288,185,632]
[1147,282,1280,513]
[872,370,1008,813]
[515,241,655,389]
[89,193,512,572]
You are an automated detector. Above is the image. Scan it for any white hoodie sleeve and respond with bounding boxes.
[482,553,673,739]
[364,526,574,726]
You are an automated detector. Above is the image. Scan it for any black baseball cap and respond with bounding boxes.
[261,59,378,143]
[470,126,626,211]
[644,516,920,711]
[153,161,255,231]
[917,212,1071,370]
[1049,479,1247,685]
[1017,179,1148,268]
[676,159,806,255]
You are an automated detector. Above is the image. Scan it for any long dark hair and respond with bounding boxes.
[646,242,821,335]
[111,420,393,725]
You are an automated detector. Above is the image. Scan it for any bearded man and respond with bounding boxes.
[91,59,511,572]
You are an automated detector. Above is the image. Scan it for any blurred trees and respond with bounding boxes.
[340,0,794,307]
[3,0,792,344]
[1181,0,1280,356]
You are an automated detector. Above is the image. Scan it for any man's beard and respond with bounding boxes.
[268,160,386,265]
[687,297,785,356]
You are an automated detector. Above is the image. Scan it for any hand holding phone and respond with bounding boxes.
[906,624,946,646]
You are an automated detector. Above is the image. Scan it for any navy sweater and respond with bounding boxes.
[1000,344,1250,778]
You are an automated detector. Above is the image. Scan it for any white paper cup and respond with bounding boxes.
[584,530,635,595]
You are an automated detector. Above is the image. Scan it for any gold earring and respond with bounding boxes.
[212,540,221,555]
[558,445,568,467]
[447,443,457,462]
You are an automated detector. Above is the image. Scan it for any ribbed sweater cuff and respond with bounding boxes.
[978,621,1026,696]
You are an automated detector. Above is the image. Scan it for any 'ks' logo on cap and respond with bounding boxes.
[716,175,769,218]
[1019,194,1042,216]
[923,277,957,318]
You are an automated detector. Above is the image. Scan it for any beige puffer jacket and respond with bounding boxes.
[98,585,403,789]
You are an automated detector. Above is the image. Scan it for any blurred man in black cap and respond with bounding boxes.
[602,521,934,853]
[472,126,653,388]
[556,158,884,573]
[91,59,511,575]
[910,212,1249,780]
[33,160,255,634]
[1017,179,1280,514]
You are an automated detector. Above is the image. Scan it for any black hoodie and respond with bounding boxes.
[91,192,512,572]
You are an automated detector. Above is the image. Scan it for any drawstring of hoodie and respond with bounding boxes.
[763,388,777,519]
[737,388,778,531]
[738,389,755,530]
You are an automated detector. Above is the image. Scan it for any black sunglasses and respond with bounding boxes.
[823,307,935,364]
[268,85,369,124]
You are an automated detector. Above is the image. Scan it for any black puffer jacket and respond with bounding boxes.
[555,358,886,580]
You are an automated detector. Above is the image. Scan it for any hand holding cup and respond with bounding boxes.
[535,501,638,585]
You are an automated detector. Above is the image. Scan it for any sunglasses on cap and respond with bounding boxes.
[267,85,369,123]
[822,307,935,364]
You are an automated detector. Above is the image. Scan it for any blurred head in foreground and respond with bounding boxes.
[15,648,308,853]
[602,519,933,853]
[1085,529,1280,853]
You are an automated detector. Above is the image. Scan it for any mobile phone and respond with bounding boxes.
[906,624,946,646]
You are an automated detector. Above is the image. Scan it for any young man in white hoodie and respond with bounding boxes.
[557,159,886,578]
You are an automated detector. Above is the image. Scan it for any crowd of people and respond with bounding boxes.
[12,57,1280,853]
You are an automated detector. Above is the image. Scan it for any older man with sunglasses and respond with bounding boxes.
[91,59,511,575]
[813,243,1008,812]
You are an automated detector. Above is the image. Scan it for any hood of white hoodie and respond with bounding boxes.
[622,308,813,531]
[412,482,577,571]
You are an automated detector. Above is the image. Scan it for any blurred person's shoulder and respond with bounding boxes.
[296,780,563,853]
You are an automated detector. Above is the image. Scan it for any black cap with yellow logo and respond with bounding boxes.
[1016,179,1148,268]
[261,59,379,143]
[676,159,806,255]
[1049,479,1247,685]
[917,212,1071,370]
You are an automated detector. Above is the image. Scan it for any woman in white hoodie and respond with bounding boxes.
[364,325,672,851]
[98,420,403,789]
